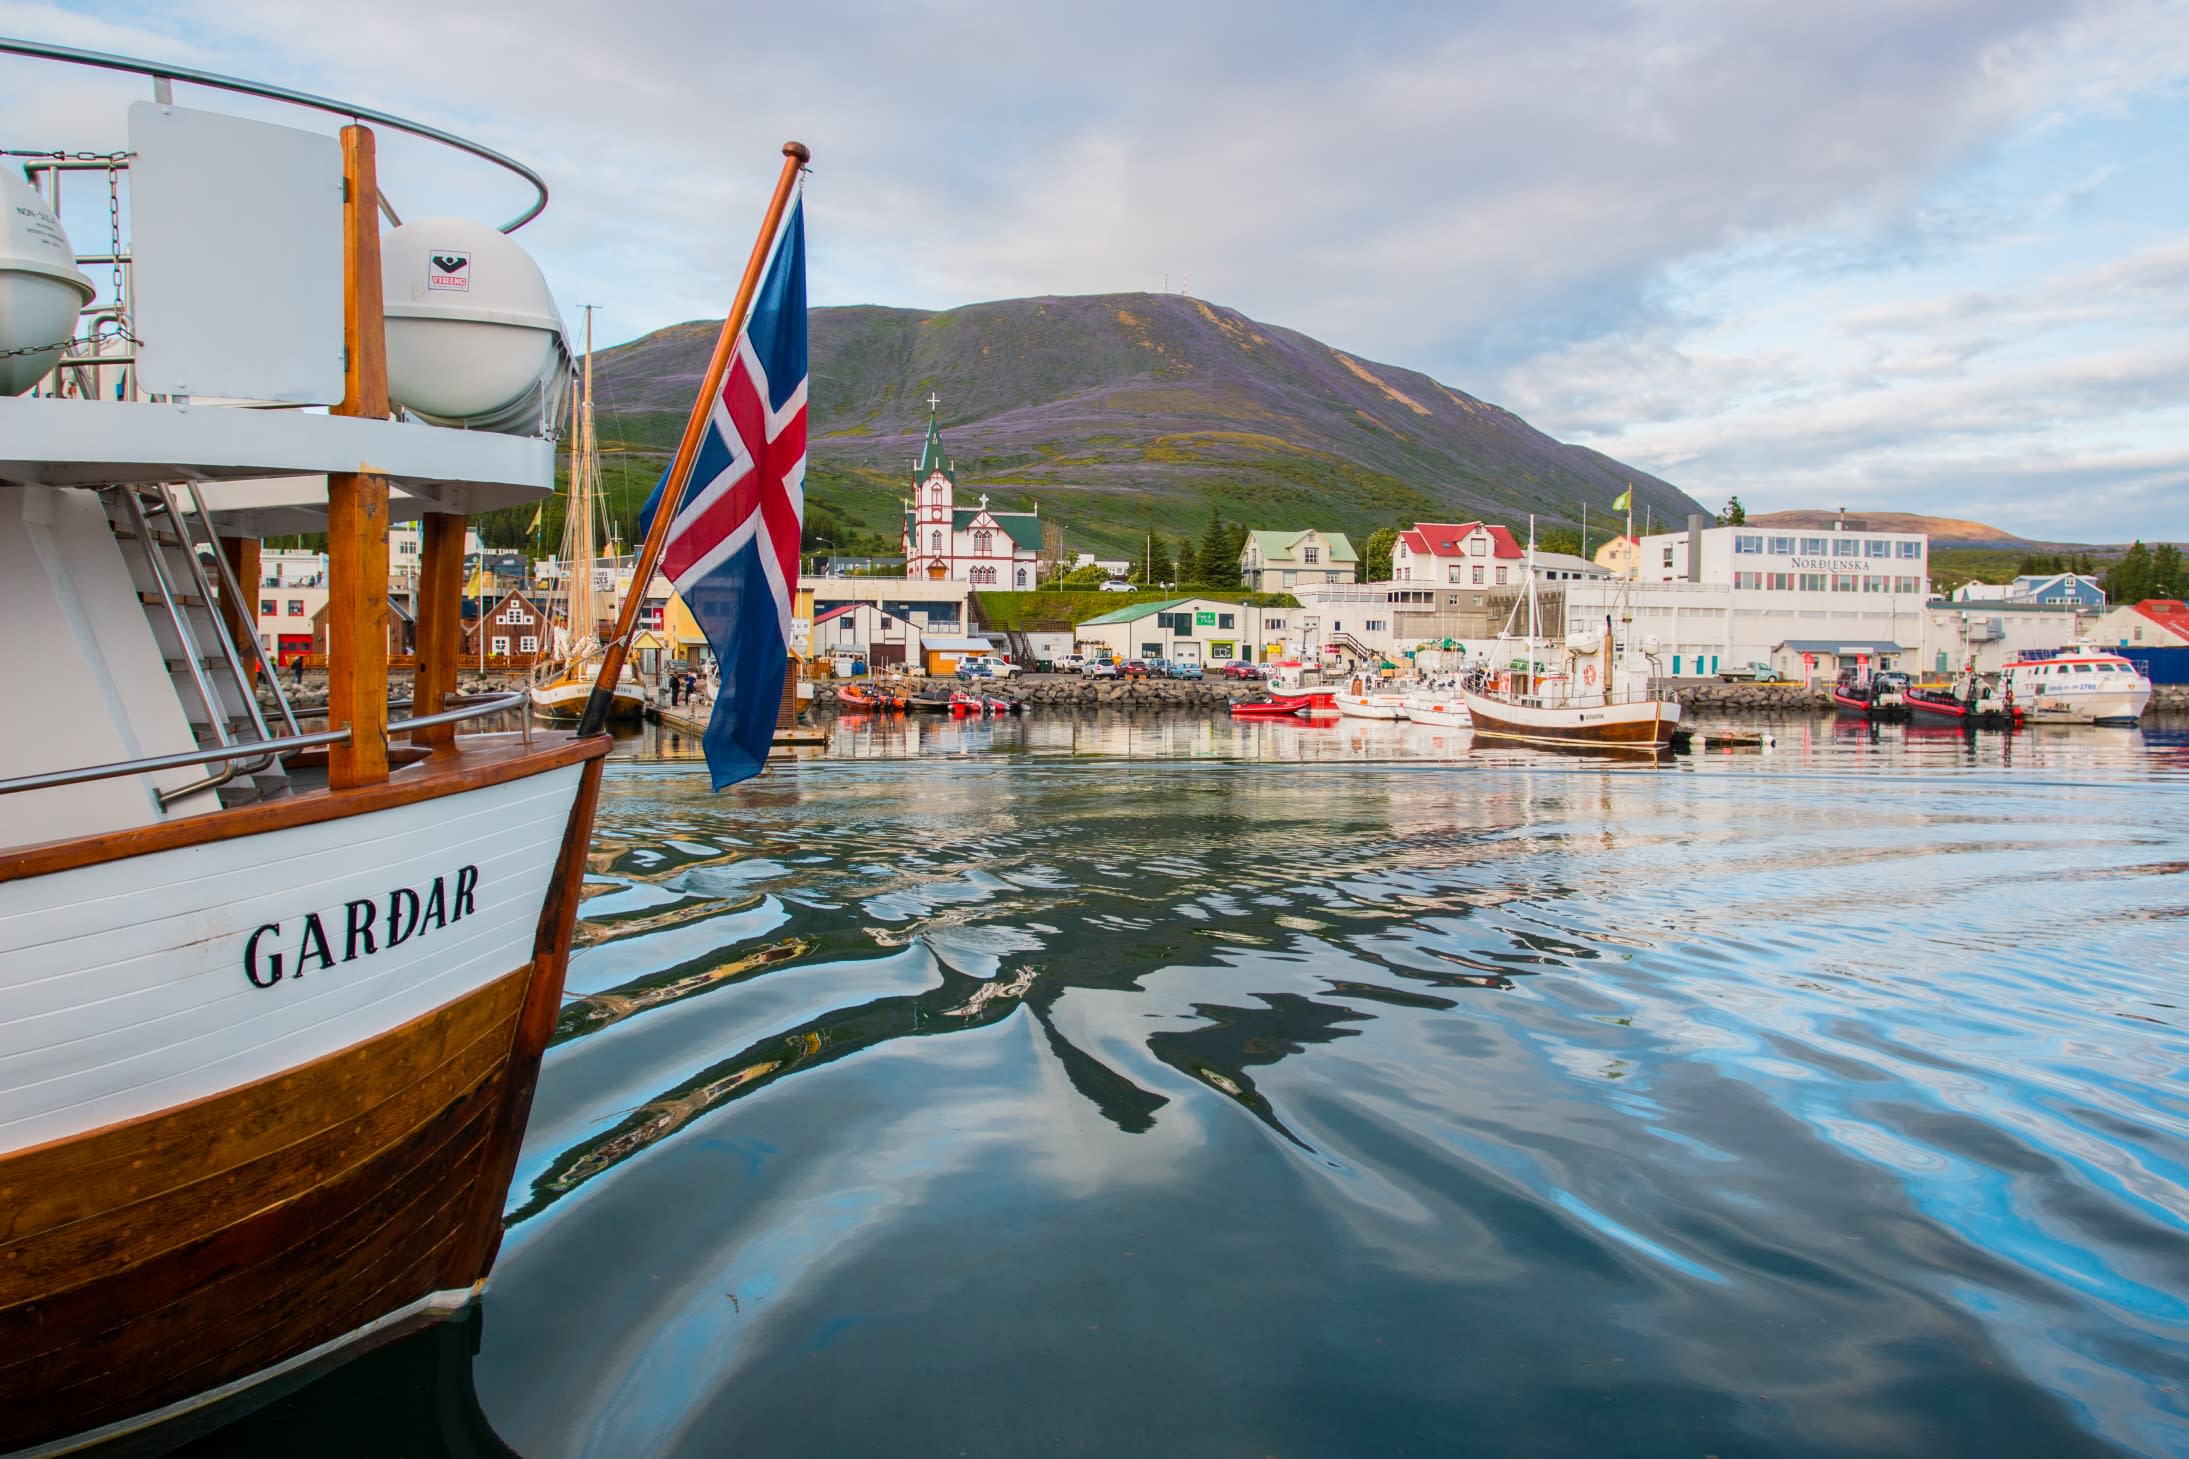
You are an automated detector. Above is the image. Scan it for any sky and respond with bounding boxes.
[4,0,2187,541]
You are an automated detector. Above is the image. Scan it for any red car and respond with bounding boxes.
[1220,661,1262,680]
[1119,660,1152,679]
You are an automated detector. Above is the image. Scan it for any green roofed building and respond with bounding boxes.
[900,399,1045,588]
[1240,529,1357,591]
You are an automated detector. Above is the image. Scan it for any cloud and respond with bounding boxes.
[4,0,2186,536]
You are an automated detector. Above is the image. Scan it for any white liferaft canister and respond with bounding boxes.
[0,166,96,396]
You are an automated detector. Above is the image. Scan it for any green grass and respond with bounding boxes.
[973,587,1299,630]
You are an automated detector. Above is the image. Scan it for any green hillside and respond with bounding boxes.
[516,292,1699,558]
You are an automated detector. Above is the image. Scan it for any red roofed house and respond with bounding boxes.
[2093,599,2189,651]
[1388,521,1525,588]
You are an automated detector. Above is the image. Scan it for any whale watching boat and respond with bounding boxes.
[2003,645,2153,725]
[1458,523,1680,751]
[0,42,824,1455]
[529,309,645,723]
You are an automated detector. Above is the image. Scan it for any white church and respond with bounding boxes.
[900,400,1044,586]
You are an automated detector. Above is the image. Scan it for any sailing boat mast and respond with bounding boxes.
[569,306,598,651]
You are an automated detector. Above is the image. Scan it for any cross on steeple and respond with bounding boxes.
[926,392,941,413]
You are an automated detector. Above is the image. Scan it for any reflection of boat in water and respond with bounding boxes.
[0,47,614,1456]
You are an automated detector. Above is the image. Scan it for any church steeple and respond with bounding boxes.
[914,393,953,483]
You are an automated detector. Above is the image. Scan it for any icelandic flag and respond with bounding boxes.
[638,199,806,789]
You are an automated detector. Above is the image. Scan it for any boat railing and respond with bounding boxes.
[0,692,528,800]
[2,37,549,402]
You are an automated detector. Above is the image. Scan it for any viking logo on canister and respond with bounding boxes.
[427,251,471,291]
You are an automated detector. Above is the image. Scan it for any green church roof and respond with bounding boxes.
[914,407,953,483]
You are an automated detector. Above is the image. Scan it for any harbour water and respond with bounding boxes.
[177,712,2189,1458]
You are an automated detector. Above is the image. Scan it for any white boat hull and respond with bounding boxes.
[1335,693,1409,721]
[2021,688,2152,725]
[1404,696,1472,727]
[530,674,644,721]
[0,759,584,1154]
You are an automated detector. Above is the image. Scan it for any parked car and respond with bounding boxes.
[1170,661,1205,680]
[959,653,1021,679]
[1055,653,1088,673]
[1142,658,1173,678]
[1718,660,1785,683]
[1220,661,1262,680]
[955,661,995,681]
[1119,660,1152,679]
[1097,579,1136,593]
[1083,659,1119,679]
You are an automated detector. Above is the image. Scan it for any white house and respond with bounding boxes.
[809,602,924,671]
[900,403,1044,587]
[1073,597,1289,665]
[1240,529,1357,590]
[1388,520,1525,588]
[2091,599,2189,650]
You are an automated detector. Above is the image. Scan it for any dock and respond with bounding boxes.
[648,702,829,750]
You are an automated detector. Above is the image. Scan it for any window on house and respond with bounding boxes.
[1898,541,1922,559]
[975,530,992,553]
[1472,565,1484,585]
[1799,573,1826,591]
[1801,537,1828,554]
[1446,565,1460,583]
[1365,619,1386,632]
[519,635,539,653]
[1304,546,1319,564]
[1896,577,1921,594]
[1734,571,1763,589]
[1834,538,1859,555]
[491,635,510,655]
[1495,566,1508,585]
[1769,536,1795,554]
[1662,547,1675,567]
[931,530,943,552]
[1833,574,1858,592]
[1219,613,1235,629]
[1734,535,1764,554]
[1768,572,1793,590]
[287,600,304,616]
[260,599,276,616]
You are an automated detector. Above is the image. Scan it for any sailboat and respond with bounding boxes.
[1458,519,1681,751]
[531,308,646,722]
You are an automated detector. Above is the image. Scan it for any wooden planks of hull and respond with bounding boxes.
[0,967,525,1450]
[1462,696,1674,751]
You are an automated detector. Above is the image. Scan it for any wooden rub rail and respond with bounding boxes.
[0,692,527,798]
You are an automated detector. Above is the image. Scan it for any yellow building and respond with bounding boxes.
[1592,535,1639,576]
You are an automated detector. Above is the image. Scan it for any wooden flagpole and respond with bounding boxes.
[576,140,810,737]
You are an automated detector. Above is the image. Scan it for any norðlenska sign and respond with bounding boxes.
[1791,558,1871,572]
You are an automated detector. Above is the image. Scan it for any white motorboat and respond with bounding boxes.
[1403,688,1471,727]
[2004,646,2153,725]
[1335,674,1411,720]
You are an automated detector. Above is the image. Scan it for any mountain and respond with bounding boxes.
[588,292,1702,555]
[1746,510,2034,547]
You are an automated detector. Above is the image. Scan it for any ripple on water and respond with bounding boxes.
[450,736,2189,1458]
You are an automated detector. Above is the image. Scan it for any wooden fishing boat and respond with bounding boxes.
[1334,675,1410,720]
[0,43,809,1453]
[1458,530,1680,752]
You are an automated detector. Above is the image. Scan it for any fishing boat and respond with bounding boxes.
[0,45,628,1454]
[982,695,1022,716]
[0,43,812,1453]
[528,309,644,723]
[904,685,957,713]
[1229,697,1303,719]
[1335,674,1410,720]
[1458,524,1680,751]
[2003,646,2152,725]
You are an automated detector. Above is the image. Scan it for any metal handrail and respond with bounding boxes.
[0,728,349,798]
[0,691,530,799]
[0,37,550,232]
